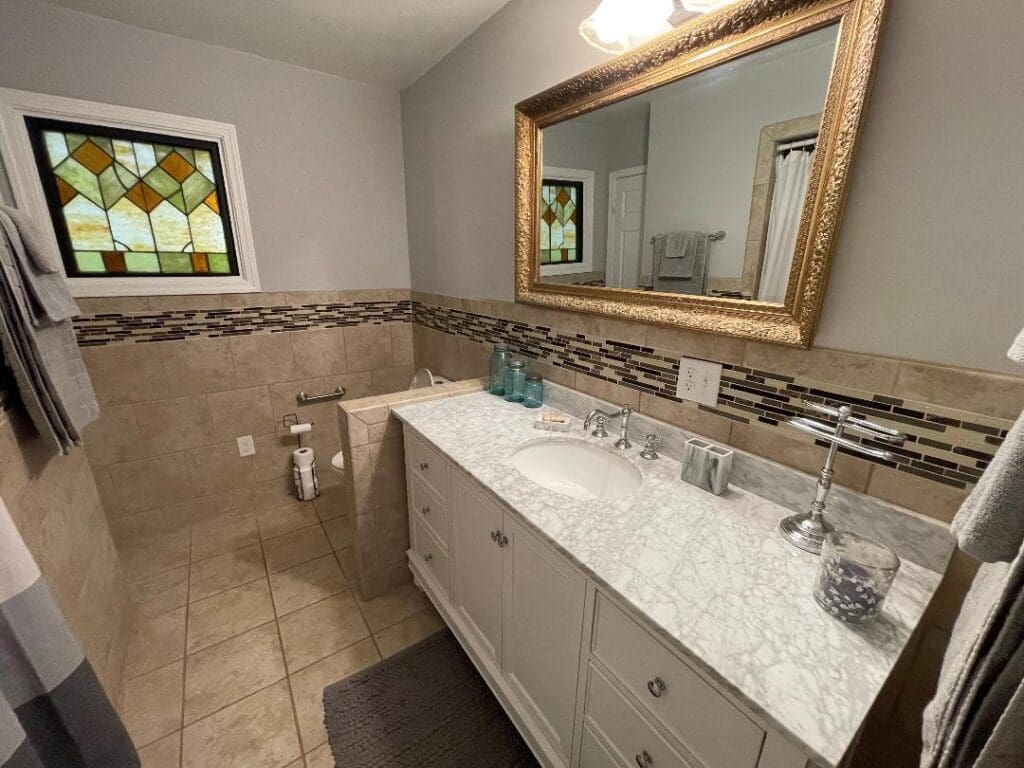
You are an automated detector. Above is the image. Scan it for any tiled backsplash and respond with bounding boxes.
[411,298,1021,496]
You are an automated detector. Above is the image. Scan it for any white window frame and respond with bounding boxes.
[540,166,594,277]
[0,88,260,297]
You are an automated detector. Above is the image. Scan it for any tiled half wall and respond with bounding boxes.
[410,292,1024,525]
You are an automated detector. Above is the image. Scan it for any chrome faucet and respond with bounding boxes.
[584,406,634,450]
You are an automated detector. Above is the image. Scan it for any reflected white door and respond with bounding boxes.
[606,166,647,289]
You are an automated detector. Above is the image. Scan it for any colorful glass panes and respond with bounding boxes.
[539,179,583,265]
[26,118,237,277]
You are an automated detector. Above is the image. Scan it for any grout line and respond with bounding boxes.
[179,519,192,768]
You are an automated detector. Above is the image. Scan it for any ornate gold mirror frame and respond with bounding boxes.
[514,0,887,348]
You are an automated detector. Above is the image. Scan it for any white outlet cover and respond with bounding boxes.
[236,435,256,457]
[675,357,723,407]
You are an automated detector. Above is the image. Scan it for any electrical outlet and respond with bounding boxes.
[236,435,255,457]
[675,357,722,407]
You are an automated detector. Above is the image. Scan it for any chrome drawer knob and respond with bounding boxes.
[421,506,430,515]
[490,530,499,542]
[635,750,654,767]
[497,532,509,548]
[647,677,666,698]
[419,461,429,471]
[424,553,433,562]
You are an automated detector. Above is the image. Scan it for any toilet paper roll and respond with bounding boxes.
[292,447,315,470]
[289,423,312,436]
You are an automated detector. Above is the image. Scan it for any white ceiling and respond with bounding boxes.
[42,0,513,88]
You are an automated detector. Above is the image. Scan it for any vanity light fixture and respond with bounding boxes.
[680,0,737,12]
[578,0,674,54]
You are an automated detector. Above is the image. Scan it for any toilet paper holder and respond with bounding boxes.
[281,414,313,448]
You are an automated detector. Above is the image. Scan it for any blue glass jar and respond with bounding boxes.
[503,360,527,403]
[488,344,511,396]
[523,374,544,408]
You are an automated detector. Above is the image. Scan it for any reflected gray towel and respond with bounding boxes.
[653,231,710,295]
[0,208,79,325]
[951,409,1024,563]
[657,231,696,278]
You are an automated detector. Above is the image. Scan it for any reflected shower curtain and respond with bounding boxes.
[0,496,138,768]
[758,149,814,303]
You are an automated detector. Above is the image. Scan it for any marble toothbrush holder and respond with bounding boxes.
[680,438,733,495]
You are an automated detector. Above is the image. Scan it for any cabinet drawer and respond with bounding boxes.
[585,664,693,768]
[592,595,764,768]
[410,475,449,547]
[580,724,621,768]
[412,516,450,597]
[406,432,448,501]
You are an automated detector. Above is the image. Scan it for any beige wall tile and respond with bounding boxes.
[263,524,332,574]
[230,334,297,387]
[190,510,260,562]
[82,343,169,405]
[183,623,286,724]
[254,432,294,482]
[646,324,749,365]
[374,607,445,658]
[269,553,347,617]
[121,660,183,748]
[390,323,414,366]
[638,393,732,443]
[289,328,348,379]
[181,679,300,768]
[344,324,393,371]
[189,543,266,602]
[232,291,290,307]
[186,441,256,497]
[371,365,415,395]
[895,362,1024,420]
[160,338,237,395]
[207,386,277,442]
[134,396,216,455]
[287,636,380,752]
[112,453,195,514]
[277,590,370,672]
[124,606,186,679]
[286,291,340,306]
[76,296,151,314]
[147,295,229,311]
[572,374,641,411]
[744,343,901,394]
[186,579,274,654]
[82,405,146,466]
[866,465,970,524]
[729,421,873,492]
[137,732,180,768]
[256,502,319,540]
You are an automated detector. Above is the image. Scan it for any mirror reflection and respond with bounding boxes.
[538,24,839,302]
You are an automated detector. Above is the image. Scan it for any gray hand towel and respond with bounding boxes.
[0,205,60,272]
[0,208,80,325]
[658,231,696,278]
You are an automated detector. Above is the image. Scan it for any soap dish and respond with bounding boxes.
[533,412,572,432]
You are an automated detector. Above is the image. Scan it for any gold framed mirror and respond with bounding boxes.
[514,0,887,348]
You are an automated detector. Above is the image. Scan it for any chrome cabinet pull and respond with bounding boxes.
[419,461,429,471]
[647,677,666,698]
[498,533,509,548]
[635,750,653,767]
[424,553,433,562]
[490,530,499,542]
[421,506,430,515]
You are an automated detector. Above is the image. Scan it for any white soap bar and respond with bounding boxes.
[533,412,572,432]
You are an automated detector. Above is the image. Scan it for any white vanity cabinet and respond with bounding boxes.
[403,429,814,768]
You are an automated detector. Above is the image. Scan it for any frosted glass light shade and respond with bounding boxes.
[681,0,737,11]
[579,0,674,54]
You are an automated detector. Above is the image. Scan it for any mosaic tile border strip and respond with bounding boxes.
[73,300,412,346]
[412,302,1009,490]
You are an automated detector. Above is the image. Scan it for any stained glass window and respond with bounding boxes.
[539,178,584,265]
[24,117,238,277]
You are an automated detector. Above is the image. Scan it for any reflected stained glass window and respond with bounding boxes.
[539,178,583,265]
[24,117,238,277]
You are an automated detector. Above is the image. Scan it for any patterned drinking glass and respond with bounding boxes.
[814,531,900,626]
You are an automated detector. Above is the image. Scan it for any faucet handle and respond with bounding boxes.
[591,415,609,438]
[640,434,662,460]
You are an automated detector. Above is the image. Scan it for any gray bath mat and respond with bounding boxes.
[323,629,541,767]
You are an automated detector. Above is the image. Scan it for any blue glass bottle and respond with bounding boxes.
[523,375,544,408]
[503,360,527,403]
[488,344,511,396]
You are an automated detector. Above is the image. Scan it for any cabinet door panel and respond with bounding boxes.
[504,517,587,761]
[451,471,504,664]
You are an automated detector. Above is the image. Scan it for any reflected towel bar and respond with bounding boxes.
[650,230,725,244]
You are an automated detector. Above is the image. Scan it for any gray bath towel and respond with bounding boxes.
[653,231,710,295]
[0,207,80,324]
[922,328,1024,767]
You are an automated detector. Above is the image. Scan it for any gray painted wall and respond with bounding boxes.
[401,0,1024,374]
[0,0,411,291]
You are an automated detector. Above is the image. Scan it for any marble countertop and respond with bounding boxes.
[394,391,945,768]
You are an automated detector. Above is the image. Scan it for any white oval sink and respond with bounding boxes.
[509,440,642,501]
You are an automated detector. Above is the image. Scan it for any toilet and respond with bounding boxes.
[330,368,448,475]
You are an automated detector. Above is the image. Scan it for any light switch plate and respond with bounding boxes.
[236,435,256,457]
[675,357,722,407]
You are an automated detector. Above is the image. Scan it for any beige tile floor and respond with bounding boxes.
[121,487,444,768]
